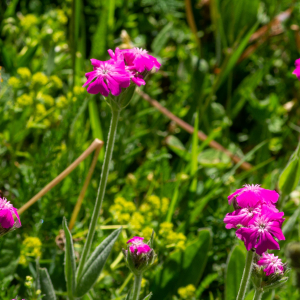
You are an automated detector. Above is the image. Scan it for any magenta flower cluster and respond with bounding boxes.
[293,58,300,80]
[127,236,151,255]
[0,197,21,229]
[224,184,285,275]
[83,47,161,97]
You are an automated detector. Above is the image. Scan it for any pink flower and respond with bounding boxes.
[224,206,261,229]
[293,58,300,80]
[235,206,285,255]
[228,184,279,208]
[121,48,161,72]
[108,48,146,87]
[0,197,21,229]
[83,59,130,96]
[127,236,151,255]
[257,253,284,276]
[83,47,161,96]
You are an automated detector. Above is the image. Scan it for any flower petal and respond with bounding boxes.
[0,209,15,228]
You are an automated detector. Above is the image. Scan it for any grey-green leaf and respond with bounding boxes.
[39,268,56,300]
[63,217,77,298]
[75,227,122,297]
[225,244,246,300]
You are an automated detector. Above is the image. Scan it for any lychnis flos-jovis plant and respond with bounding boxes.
[224,184,288,300]
[37,48,161,300]
[123,235,156,300]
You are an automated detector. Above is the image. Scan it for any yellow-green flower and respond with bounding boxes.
[38,93,55,106]
[56,9,68,24]
[178,284,196,299]
[8,76,21,89]
[50,75,63,89]
[130,212,145,230]
[31,72,48,88]
[20,14,38,30]
[56,95,68,108]
[17,67,31,81]
[36,103,46,115]
[16,94,34,106]
[141,227,153,240]
[73,86,85,96]
[161,197,170,214]
[20,237,42,266]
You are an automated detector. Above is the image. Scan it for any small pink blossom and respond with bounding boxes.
[83,59,130,96]
[228,184,279,207]
[293,58,300,80]
[121,48,161,72]
[235,206,285,255]
[108,47,146,86]
[0,197,21,229]
[224,206,261,229]
[257,253,284,276]
[127,236,151,255]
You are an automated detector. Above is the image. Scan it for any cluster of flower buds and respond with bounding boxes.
[0,196,21,237]
[83,47,161,97]
[224,184,288,290]
[123,235,156,276]
[252,253,289,291]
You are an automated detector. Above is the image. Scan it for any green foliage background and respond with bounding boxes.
[0,0,300,299]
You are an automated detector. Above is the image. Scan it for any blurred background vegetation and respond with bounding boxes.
[0,0,300,299]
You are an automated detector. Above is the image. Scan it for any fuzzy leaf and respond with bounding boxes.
[75,227,122,297]
[63,217,76,298]
[39,268,56,300]
[225,244,246,300]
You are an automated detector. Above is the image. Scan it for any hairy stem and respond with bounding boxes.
[132,274,143,300]
[76,108,120,281]
[236,250,255,300]
[253,289,263,300]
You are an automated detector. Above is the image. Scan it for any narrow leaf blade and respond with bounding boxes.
[75,227,122,297]
[225,244,246,300]
[63,217,77,297]
[39,268,56,300]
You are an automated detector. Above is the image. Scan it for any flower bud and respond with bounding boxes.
[123,235,156,275]
[252,253,289,291]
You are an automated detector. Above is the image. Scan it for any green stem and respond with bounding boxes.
[236,250,255,300]
[132,274,143,300]
[76,108,120,281]
[253,289,263,300]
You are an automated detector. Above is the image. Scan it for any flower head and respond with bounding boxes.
[123,234,156,275]
[83,59,130,96]
[293,58,300,80]
[257,253,285,276]
[127,236,151,255]
[224,206,261,229]
[121,47,161,73]
[83,47,160,97]
[228,184,279,208]
[0,197,21,233]
[235,206,285,255]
